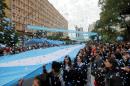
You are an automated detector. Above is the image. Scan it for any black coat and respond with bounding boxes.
[105,69,123,86]
[62,65,73,83]
[38,73,50,86]
[91,58,105,86]
[37,72,62,86]
[72,63,87,86]
[118,58,130,86]
[48,72,61,86]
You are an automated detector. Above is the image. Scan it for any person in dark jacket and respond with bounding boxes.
[91,51,105,86]
[73,56,87,86]
[115,48,122,60]
[34,62,62,86]
[104,58,123,86]
[48,61,62,86]
[62,55,73,86]
[37,65,50,86]
[119,51,130,86]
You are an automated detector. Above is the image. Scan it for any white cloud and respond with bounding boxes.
[48,0,101,32]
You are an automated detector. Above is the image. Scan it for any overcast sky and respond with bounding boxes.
[48,0,101,32]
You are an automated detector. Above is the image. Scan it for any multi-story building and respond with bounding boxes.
[75,26,84,40]
[88,22,96,32]
[5,0,68,36]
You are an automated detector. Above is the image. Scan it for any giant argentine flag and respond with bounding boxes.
[0,44,85,86]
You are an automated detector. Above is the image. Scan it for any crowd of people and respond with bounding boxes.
[89,42,130,86]
[0,42,63,56]
[18,42,130,86]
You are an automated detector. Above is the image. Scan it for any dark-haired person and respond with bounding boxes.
[49,61,62,86]
[104,58,123,86]
[37,65,50,86]
[73,56,87,86]
[62,55,73,86]
[91,51,105,86]
[33,62,62,86]
[115,48,122,60]
[119,51,130,86]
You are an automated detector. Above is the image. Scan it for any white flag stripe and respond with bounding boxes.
[0,45,83,67]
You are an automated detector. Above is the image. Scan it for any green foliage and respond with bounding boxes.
[0,0,8,18]
[2,29,19,47]
[47,36,61,40]
[0,0,19,47]
[99,0,130,27]
[0,0,9,30]
[96,0,130,41]
[93,21,119,42]
[0,20,19,47]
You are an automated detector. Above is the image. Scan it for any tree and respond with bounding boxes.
[0,0,8,18]
[93,19,120,42]
[98,0,130,40]
[3,29,19,47]
[0,0,19,47]
[0,0,9,44]
[0,0,8,29]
